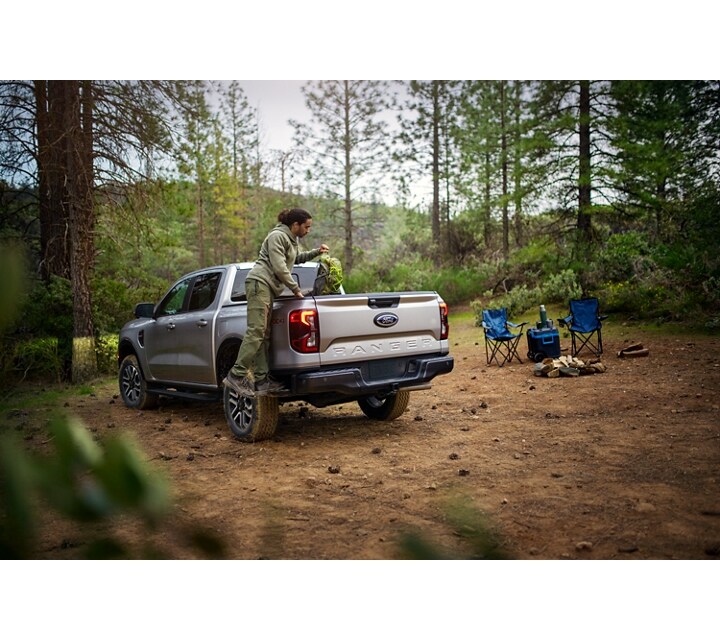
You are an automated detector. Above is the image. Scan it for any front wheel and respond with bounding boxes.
[119,354,158,410]
[357,390,410,421]
[223,386,279,442]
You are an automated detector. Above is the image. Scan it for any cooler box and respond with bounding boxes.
[527,327,561,362]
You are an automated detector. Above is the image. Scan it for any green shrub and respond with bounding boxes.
[0,242,27,332]
[600,281,636,313]
[540,269,583,304]
[471,284,540,326]
[426,264,496,306]
[13,337,63,382]
[346,258,494,306]
[703,276,720,308]
[507,237,563,280]
[96,334,119,375]
[594,231,652,282]
[20,276,73,338]
[601,280,691,320]
[92,277,136,334]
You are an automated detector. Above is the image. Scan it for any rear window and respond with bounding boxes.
[230,265,317,301]
[231,269,250,302]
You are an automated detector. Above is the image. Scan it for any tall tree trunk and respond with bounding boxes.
[578,80,592,241]
[512,81,523,247]
[68,80,97,382]
[443,103,452,254]
[483,151,491,248]
[431,81,441,258]
[500,81,509,259]
[343,81,353,274]
[197,186,206,266]
[35,80,98,381]
[35,80,52,278]
[35,81,71,280]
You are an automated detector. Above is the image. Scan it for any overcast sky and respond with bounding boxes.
[238,80,310,151]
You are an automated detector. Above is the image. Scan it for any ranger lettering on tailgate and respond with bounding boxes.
[331,337,436,358]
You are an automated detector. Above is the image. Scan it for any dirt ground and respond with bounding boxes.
[17,313,720,560]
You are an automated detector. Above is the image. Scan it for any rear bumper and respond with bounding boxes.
[286,354,454,397]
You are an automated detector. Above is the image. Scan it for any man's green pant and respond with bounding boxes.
[231,279,274,381]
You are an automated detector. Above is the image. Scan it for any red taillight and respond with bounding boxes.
[289,309,319,353]
[439,302,449,340]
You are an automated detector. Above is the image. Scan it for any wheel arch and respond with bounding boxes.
[118,338,139,368]
[216,337,242,386]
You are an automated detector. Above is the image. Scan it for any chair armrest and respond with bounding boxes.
[507,321,527,329]
[599,314,609,321]
[558,315,571,328]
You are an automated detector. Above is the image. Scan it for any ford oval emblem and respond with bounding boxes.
[374,313,399,328]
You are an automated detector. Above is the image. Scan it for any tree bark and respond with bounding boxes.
[68,80,97,382]
[483,150,491,248]
[343,81,354,274]
[35,80,71,279]
[578,80,592,241]
[500,81,509,259]
[512,82,524,247]
[35,80,97,381]
[431,81,441,256]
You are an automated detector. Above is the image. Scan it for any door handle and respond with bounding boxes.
[167,322,175,330]
[196,319,208,327]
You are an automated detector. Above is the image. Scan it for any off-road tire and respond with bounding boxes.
[119,354,158,410]
[357,390,410,421]
[224,386,279,442]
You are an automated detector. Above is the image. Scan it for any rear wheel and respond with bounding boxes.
[118,354,158,410]
[358,390,410,421]
[223,386,279,442]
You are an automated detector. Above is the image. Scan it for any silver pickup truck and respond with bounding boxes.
[117,262,454,441]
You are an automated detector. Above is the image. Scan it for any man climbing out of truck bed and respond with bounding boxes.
[223,207,329,397]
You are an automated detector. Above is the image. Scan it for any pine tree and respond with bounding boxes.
[291,80,393,274]
[532,80,614,244]
[607,80,710,241]
[396,81,458,256]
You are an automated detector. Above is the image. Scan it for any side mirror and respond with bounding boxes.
[134,302,155,319]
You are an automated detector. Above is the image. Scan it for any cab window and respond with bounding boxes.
[156,278,191,316]
[188,272,222,311]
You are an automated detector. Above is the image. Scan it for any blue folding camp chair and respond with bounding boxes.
[482,308,527,367]
[558,297,608,357]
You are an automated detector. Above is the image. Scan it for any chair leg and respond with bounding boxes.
[497,343,510,367]
[571,330,602,358]
[485,339,497,365]
[507,336,524,364]
[485,334,526,367]
[486,339,512,367]
[485,339,499,366]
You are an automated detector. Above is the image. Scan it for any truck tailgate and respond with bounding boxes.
[315,292,445,366]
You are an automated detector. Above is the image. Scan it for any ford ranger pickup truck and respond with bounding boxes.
[117,262,454,442]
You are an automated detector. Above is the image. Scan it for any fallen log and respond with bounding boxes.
[621,342,645,352]
[618,348,650,358]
